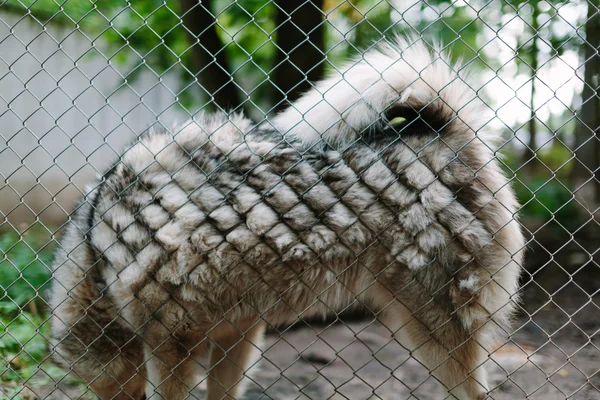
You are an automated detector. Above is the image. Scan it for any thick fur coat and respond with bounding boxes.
[49,38,524,400]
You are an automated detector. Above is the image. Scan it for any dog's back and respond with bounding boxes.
[50,37,524,400]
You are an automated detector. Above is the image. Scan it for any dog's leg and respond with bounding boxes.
[90,368,148,400]
[379,300,489,400]
[205,320,266,400]
[143,335,202,400]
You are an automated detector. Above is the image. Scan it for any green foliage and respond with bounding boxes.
[515,177,579,225]
[213,0,277,112]
[1,0,93,24]
[0,309,49,381]
[0,0,509,111]
[412,1,483,63]
[502,141,582,231]
[0,227,54,309]
[341,0,394,50]
[3,0,283,111]
[2,0,586,109]
[323,0,483,63]
[501,0,576,75]
[2,1,588,235]
[0,227,55,391]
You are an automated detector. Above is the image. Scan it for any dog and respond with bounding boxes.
[49,37,524,400]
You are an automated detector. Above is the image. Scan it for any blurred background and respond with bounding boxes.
[0,1,598,399]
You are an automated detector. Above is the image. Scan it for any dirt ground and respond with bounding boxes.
[18,252,600,400]
[163,261,598,400]
[215,265,600,400]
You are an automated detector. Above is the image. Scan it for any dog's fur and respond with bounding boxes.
[49,37,524,400]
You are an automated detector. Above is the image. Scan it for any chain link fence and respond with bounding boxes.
[0,1,598,399]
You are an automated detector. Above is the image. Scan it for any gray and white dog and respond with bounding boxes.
[49,37,524,400]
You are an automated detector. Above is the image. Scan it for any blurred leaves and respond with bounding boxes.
[503,139,583,231]
[0,227,54,310]
[0,226,54,386]
[0,0,513,109]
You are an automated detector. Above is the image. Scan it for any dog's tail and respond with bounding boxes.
[270,36,486,148]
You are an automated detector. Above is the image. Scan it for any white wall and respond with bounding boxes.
[0,12,191,228]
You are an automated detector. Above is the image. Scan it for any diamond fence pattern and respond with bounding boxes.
[0,1,599,400]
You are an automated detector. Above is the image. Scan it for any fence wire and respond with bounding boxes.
[0,1,599,400]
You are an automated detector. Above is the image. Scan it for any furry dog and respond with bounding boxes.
[49,37,524,400]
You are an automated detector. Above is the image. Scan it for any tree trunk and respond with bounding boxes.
[523,2,540,174]
[272,0,326,111]
[180,0,243,111]
[572,0,600,207]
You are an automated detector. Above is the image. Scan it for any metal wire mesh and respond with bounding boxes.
[0,1,598,399]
